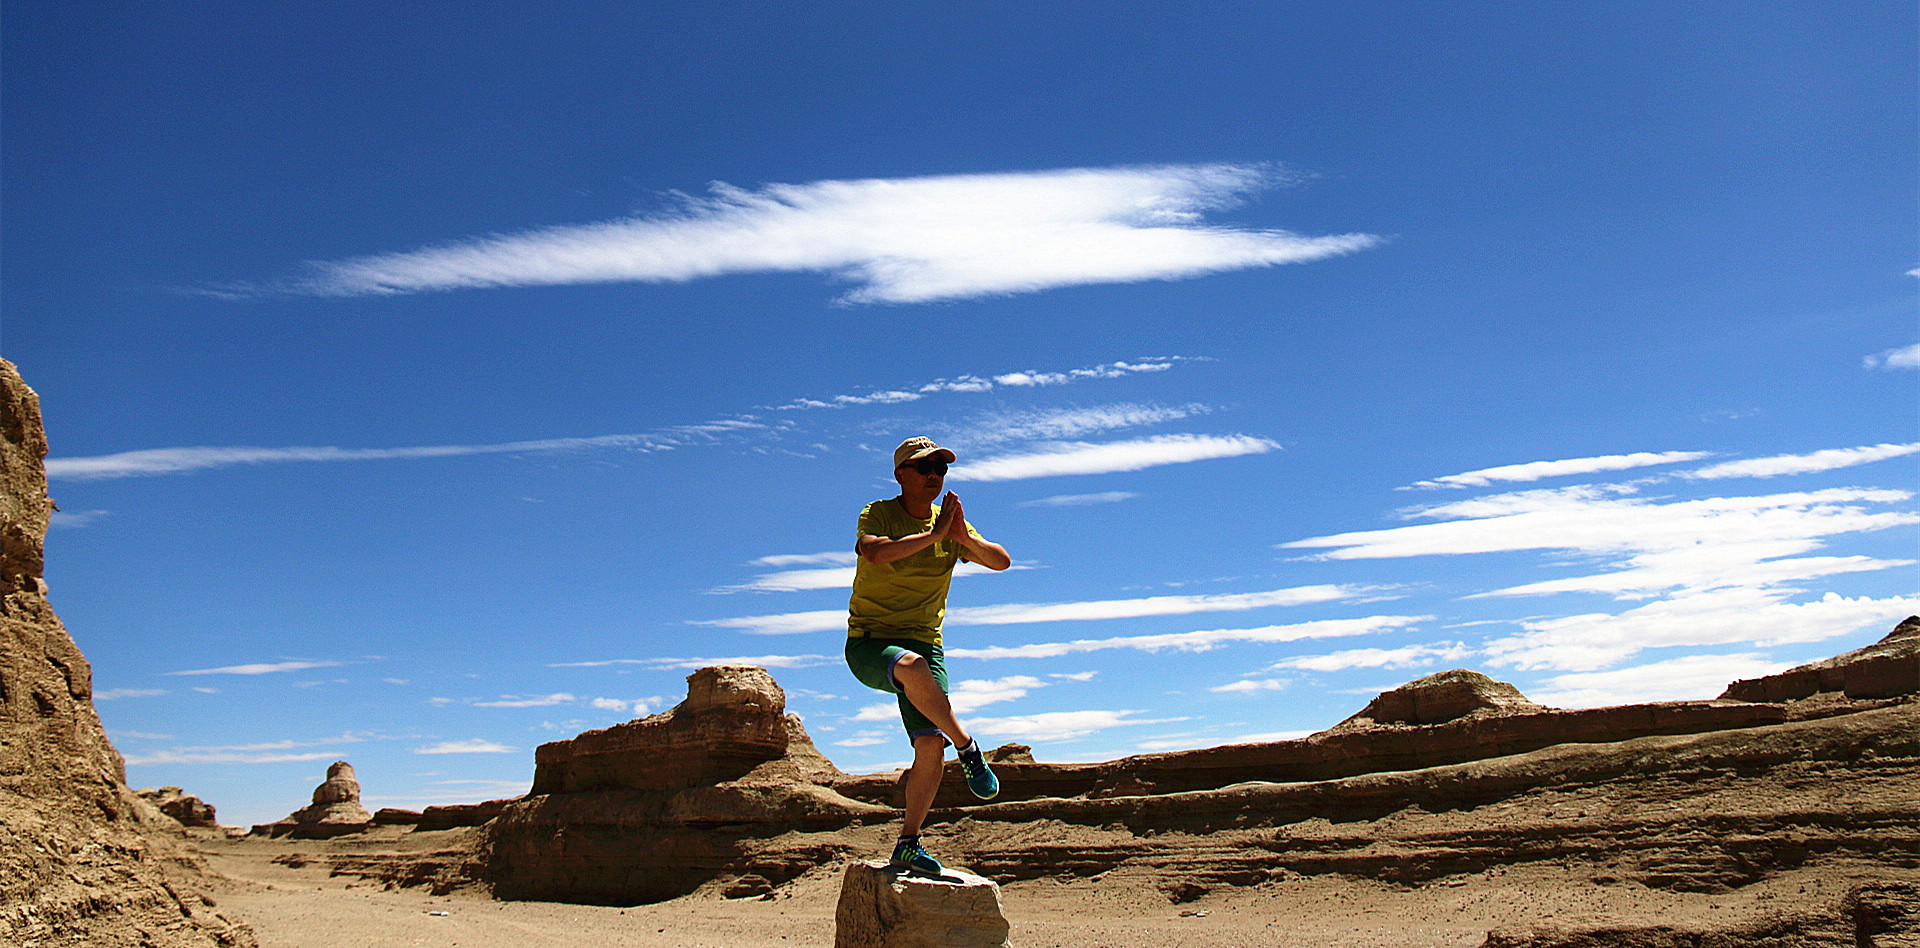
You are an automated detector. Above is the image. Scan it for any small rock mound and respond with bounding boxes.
[1332,669,1545,730]
[138,786,219,828]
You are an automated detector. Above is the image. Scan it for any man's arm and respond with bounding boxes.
[856,529,943,565]
[857,499,964,564]
[942,493,1012,571]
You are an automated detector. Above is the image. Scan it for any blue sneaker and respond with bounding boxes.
[956,741,999,800]
[890,835,942,875]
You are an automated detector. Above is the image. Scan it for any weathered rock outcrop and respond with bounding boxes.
[0,359,255,947]
[253,761,375,838]
[138,785,220,828]
[483,666,886,904]
[1723,615,1920,702]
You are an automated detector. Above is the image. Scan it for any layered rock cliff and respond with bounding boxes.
[0,359,254,947]
[463,622,1918,914]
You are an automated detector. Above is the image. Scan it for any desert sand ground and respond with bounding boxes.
[199,830,1893,948]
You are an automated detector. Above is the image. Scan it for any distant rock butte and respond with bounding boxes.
[252,760,375,838]
[0,359,255,947]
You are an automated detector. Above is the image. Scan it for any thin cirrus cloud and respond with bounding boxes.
[44,429,758,482]
[1484,588,1920,671]
[165,659,346,676]
[1408,451,1712,489]
[949,615,1427,661]
[1681,442,1920,480]
[239,165,1378,304]
[46,358,1194,482]
[693,583,1367,635]
[1282,483,1917,599]
[953,434,1280,482]
[765,359,1187,412]
[414,739,517,755]
[1020,491,1140,508]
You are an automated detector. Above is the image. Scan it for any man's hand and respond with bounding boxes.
[932,492,961,539]
[939,492,967,540]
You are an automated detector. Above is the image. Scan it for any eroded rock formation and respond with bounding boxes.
[484,665,886,904]
[138,785,220,828]
[0,359,255,947]
[458,624,1918,920]
[253,760,375,838]
[1723,615,1920,702]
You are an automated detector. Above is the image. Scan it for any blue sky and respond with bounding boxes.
[5,2,1915,828]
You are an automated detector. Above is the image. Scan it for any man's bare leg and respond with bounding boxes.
[892,653,972,748]
[900,733,947,837]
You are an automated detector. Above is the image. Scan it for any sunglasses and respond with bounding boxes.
[898,459,948,476]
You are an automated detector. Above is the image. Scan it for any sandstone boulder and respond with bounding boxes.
[138,785,220,828]
[0,359,254,946]
[834,861,1010,948]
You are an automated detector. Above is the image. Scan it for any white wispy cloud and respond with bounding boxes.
[954,433,1279,482]
[764,358,1187,411]
[696,584,1366,635]
[1409,451,1712,489]
[1864,343,1920,370]
[1210,678,1291,693]
[714,557,1014,594]
[1263,642,1473,673]
[949,615,1426,661]
[1683,442,1920,480]
[94,688,169,701]
[1528,652,1790,708]
[961,403,1206,445]
[45,430,754,481]
[549,653,834,670]
[947,675,1048,714]
[49,509,111,528]
[1485,589,1919,671]
[1020,491,1139,508]
[242,165,1377,303]
[1284,484,1917,599]
[122,733,369,766]
[165,660,345,676]
[474,693,576,708]
[968,709,1186,743]
[414,739,517,755]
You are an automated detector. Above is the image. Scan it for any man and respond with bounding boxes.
[845,436,1011,875]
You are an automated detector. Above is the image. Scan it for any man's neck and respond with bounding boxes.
[896,494,934,519]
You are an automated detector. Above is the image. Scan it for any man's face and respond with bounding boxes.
[895,457,946,501]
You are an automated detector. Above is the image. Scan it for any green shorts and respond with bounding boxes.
[845,636,948,743]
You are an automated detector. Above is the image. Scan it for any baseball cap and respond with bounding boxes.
[893,436,957,468]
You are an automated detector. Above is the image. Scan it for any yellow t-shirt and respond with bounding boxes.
[847,497,980,645]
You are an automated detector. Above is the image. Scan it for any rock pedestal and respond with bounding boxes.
[834,861,1010,948]
[253,760,374,837]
